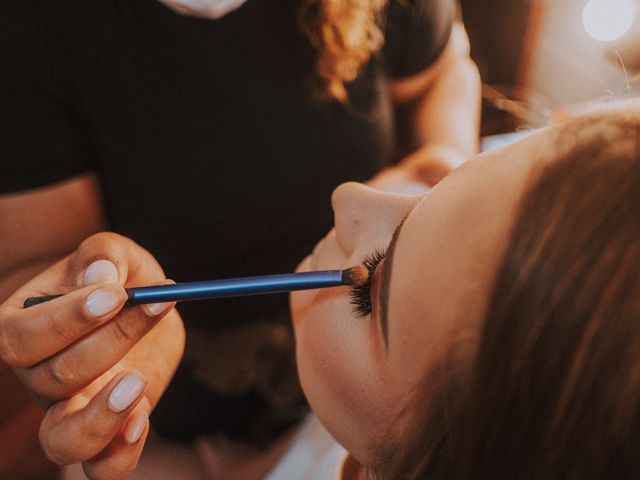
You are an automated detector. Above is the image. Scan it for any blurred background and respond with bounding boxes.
[2,0,638,477]
[463,0,639,134]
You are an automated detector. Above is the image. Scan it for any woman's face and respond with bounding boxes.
[291,131,549,463]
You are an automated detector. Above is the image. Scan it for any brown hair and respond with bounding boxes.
[382,109,640,478]
[298,0,387,102]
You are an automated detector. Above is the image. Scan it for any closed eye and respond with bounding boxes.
[349,249,387,317]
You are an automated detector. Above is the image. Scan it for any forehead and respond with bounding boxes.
[384,132,548,368]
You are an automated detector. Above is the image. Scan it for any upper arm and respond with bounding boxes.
[0,174,108,279]
[1,5,106,279]
[389,22,474,104]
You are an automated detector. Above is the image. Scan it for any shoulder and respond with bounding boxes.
[382,0,457,78]
[0,1,101,195]
[0,0,67,82]
[0,0,123,56]
[0,1,41,55]
[386,0,457,23]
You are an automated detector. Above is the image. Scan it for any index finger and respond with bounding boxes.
[0,282,127,369]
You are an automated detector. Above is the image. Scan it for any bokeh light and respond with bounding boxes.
[582,0,635,42]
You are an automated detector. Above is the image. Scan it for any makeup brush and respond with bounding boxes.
[23,265,369,309]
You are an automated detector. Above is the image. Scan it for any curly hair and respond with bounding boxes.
[298,0,388,101]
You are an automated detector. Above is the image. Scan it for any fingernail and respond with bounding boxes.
[108,371,146,413]
[143,302,171,316]
[125,410,148,444]
[85,287,122,317]
[83,260,119,286]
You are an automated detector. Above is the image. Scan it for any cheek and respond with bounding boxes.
[291,256,317,315]
[294,290,389,452]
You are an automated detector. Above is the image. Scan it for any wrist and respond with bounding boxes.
[398,145,466,187]
[367,167,431,195]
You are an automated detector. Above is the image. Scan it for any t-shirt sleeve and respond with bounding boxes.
[0,2,93,194]
[381,0,457,79]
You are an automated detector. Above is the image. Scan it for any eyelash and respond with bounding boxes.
[349,249,387,318]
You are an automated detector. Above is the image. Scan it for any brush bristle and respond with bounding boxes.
[341,265,369,287]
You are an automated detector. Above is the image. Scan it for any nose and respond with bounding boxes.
[331,182,422,258]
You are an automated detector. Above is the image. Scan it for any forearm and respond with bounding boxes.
[0,173,108,303]
[0,256,66,304]
[387,23,482,187]
[409,54,481,165]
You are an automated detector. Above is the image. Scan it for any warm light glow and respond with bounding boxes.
[582,0,635,42]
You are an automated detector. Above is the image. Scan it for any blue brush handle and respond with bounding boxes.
[23,270,344,308]
[126,270,343,305]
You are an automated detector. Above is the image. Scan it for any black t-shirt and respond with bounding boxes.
[1,0,453,291]
[1,0,453,438]
[1,0,452,324]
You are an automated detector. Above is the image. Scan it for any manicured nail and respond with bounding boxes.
[108,371,146,413]
[143,302,171,316]
[83,260,119,286]
[85,287,122,317]
[124,410,148,444]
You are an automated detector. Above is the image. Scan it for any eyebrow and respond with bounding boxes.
[379,215,408,349]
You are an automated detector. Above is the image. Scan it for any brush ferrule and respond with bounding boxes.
[341,264,369,287]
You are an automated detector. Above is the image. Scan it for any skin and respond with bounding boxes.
[290,130,550,471]
[0,3,479,478]
[0,233,184,478]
